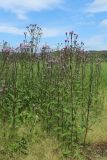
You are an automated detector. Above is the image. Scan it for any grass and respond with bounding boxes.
[87,90,107,143]
[0,124,64,160]
[87,62,107,143]
[85,62,107,159]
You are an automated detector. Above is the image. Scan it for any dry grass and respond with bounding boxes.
[86,89,107,160]
[0,137,63,160]
[87,89,107,143]
[0,125,64,160]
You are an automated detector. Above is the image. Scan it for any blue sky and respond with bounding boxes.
[0,0,107,50]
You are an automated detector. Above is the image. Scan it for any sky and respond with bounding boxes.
[0,0,107,50]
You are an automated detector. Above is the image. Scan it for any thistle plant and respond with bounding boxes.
[0,29,102,158]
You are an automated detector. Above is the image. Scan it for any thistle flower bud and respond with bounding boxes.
[69,31,73,35]
[65,32,68,36]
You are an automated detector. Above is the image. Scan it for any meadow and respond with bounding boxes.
[0,32,107,160]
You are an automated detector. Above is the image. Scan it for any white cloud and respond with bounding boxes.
[15,11,28,20]
[43,27,65,37]
[0,0,63,19]
[100,19,107,27]
[0,23,24,35]
[84,34,107,50]
[87,0,107,13]
[77,21,95,26]
[0,23,65,38]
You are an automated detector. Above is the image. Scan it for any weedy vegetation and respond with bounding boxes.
[0,31,106,160]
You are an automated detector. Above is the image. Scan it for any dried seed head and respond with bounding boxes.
[69,31,73,35]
